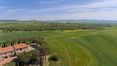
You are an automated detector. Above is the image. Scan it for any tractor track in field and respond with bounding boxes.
[54,39,73,66]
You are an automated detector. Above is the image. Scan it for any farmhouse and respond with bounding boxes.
[0,44,34,61]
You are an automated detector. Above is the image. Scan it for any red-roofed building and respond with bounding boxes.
[0,44,34,61]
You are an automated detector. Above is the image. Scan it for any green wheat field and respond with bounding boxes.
[1,26,117,66]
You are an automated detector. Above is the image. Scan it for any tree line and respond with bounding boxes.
[0,22,112,32]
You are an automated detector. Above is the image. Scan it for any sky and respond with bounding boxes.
[0,0,117,20]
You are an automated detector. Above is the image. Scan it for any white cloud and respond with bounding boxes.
[34,0,117,13]
[38,10,117,20]
[1,9,117,20]
[1,0,117,20]
[6,9,27,13]
[28,0,117,20]
[78,0,117,8]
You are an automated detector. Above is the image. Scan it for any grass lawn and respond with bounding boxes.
[0,28,117,66]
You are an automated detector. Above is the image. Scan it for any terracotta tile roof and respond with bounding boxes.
[0,44,29,54]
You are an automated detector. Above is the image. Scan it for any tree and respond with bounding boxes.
[2,42,7,48]
[17,50,39,66]
[11,40,15,46]
[18,38,21,44]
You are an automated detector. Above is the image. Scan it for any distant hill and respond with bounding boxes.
[0,20,19,22]
[47,20,117,24]
[0,20,117,24]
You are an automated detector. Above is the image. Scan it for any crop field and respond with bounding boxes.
[0,27,117,66]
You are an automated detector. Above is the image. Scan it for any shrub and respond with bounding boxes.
[49,55,58,61]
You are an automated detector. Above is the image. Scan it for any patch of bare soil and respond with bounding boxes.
[43,55,50,66]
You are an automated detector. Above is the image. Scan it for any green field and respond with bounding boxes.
[0,27,117,66]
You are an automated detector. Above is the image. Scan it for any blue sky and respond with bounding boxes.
[0,0,117,20]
